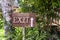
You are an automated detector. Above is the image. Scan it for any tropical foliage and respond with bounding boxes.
[0,0,60,40]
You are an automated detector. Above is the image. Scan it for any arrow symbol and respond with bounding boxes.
[30,17,34,27]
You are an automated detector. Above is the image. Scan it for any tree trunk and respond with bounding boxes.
[1,0,19,40]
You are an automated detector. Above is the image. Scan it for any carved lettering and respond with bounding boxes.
[26,17,29,23]
[13,17,19,23]
[13,17,29,23]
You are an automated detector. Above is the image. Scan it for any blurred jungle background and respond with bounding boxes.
[0,0,60,40]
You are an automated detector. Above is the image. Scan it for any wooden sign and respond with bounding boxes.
[11,13,36,27]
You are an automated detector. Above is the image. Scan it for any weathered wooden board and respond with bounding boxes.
[11,13,36,27]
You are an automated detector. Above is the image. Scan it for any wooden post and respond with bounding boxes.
[22,27,25,40]
[21,13,25,40]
